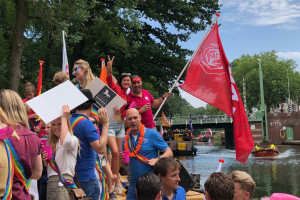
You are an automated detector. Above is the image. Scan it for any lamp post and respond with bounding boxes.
[258,59,268,141]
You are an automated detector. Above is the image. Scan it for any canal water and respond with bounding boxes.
[178,144,300,198]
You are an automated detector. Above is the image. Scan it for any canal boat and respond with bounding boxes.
[251,147,279,157]
[166,134,197,156]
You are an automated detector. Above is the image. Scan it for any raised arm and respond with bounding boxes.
[90,108,109,155]
[152,92,172,108]
[59,105,70,145]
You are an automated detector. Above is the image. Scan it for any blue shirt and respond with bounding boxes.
[162,186,186,200]
[122,128,168,200]
[70,113,99,182]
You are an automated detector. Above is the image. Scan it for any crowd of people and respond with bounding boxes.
[0,56,295,200]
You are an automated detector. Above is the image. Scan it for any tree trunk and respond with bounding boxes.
[8,0,28,91]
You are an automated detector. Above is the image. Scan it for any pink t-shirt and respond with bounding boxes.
[127,89,155,128]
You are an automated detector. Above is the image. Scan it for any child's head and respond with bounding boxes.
[44,122,51,135]
[23,82,36,100]
[53,71,69,85]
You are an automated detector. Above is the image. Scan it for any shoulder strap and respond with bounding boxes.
[71,116,88,131]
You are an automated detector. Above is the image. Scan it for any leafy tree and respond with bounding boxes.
[231,50,300,111]
[1,0,220,99]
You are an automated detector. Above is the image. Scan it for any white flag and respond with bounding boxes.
[62,30,69,76]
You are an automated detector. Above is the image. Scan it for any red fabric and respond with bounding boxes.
[37,63,42,96]
[106,76,127,113]
[179,22,253,163]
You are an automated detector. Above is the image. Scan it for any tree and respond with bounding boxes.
[231,50,300,111]
[1,0,221,97]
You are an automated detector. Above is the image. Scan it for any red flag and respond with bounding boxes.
[37,60,44,96]
[62,31,69,76]
[179,22,253,163]
[99,58,107,85]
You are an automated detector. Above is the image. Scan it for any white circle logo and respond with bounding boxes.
[199,43,224,75]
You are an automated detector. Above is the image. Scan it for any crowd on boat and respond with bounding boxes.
[1,55,299,200]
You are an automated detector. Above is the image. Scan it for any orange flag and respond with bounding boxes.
[161,112,171,127]
[99,58,107,84]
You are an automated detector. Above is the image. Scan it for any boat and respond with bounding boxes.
[251,148,279,157]
[196,128,214,142]
[165,134,197,156]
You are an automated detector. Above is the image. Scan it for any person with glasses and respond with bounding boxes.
[127,75,171,129]
[106,55,131,195]
[72,59,94,89]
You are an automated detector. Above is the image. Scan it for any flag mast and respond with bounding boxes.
[153,13,220,120]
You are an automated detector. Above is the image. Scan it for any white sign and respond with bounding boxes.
[251,125,255,130]
[27,81,88,123]
[86,77,126,117]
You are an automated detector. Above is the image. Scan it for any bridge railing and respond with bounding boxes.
[154,113,257,125]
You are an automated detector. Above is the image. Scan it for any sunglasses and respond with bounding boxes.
[72,66,80,75]
[122,73,131,76]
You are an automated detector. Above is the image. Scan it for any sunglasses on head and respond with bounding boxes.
[122,73,131,76]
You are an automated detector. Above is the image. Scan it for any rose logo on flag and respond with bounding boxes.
[199,43,224,75]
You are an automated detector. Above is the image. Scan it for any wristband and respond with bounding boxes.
[161,96,165,100]
[107,70,112,73]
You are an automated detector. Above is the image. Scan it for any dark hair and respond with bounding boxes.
[136,173,162,200]
[76,101,93,111]
[204,172,234,200]
[154,157,181,177]
[118,73,131,89]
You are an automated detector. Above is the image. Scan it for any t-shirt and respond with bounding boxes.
[127,89,155,128]
[11,125,42,200]
[122,128,168,200]
[162,186,186,200]
[69,113,99,182]
[47,132,78,177]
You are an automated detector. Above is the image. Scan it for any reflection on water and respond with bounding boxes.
[178,145,300,198]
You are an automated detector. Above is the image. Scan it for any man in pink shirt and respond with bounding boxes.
[127,75,171,129]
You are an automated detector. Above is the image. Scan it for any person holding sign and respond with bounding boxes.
[0,89,42,200]
[127,75,171,129]
[70,89,109,200]
[42,105,79,200]
[106,55,131,194]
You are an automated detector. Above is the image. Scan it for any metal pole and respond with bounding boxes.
[258,59,268,140]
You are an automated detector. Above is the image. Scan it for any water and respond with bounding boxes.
[178,144,300,198]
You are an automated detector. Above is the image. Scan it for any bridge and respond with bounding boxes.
[154,112,264,147]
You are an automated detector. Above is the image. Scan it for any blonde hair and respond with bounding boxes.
[53,71,69,85]
[0,89,29,128]
[0,107,17,128]
[74,59,94,88]
[23,82,36,95]
[48,117,80,155]
[230,170,256,199]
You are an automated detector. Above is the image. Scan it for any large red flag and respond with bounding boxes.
[179,22,254,163]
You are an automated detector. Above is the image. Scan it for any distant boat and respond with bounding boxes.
[251,148,279,157]
[196,128,214,142]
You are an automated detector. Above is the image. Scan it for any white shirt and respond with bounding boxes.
[47,132,78,177]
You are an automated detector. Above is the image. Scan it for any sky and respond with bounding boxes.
[179,0,300,108]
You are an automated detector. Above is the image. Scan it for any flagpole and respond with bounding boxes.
[153,14,220,120]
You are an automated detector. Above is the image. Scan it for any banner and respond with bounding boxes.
[161,112,171,127]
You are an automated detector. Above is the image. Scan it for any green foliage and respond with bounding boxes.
[231,50,300,110]
[1,0,220,99]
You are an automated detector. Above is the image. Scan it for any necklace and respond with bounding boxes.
[124,123,145,157]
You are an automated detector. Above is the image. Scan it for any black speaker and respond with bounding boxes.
[176,159,194,192]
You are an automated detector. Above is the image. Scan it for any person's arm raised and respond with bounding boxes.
[90,108,109,155]
[107,55,115,77]
[152,92,171,108]
[59,105,70,145]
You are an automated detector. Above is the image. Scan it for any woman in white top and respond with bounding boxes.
[43,105,79,200]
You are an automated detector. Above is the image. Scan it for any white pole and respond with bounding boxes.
[153,14,220,120]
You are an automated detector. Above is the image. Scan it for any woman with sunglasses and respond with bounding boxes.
[72,59,94,89]
[106,55,131,195]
